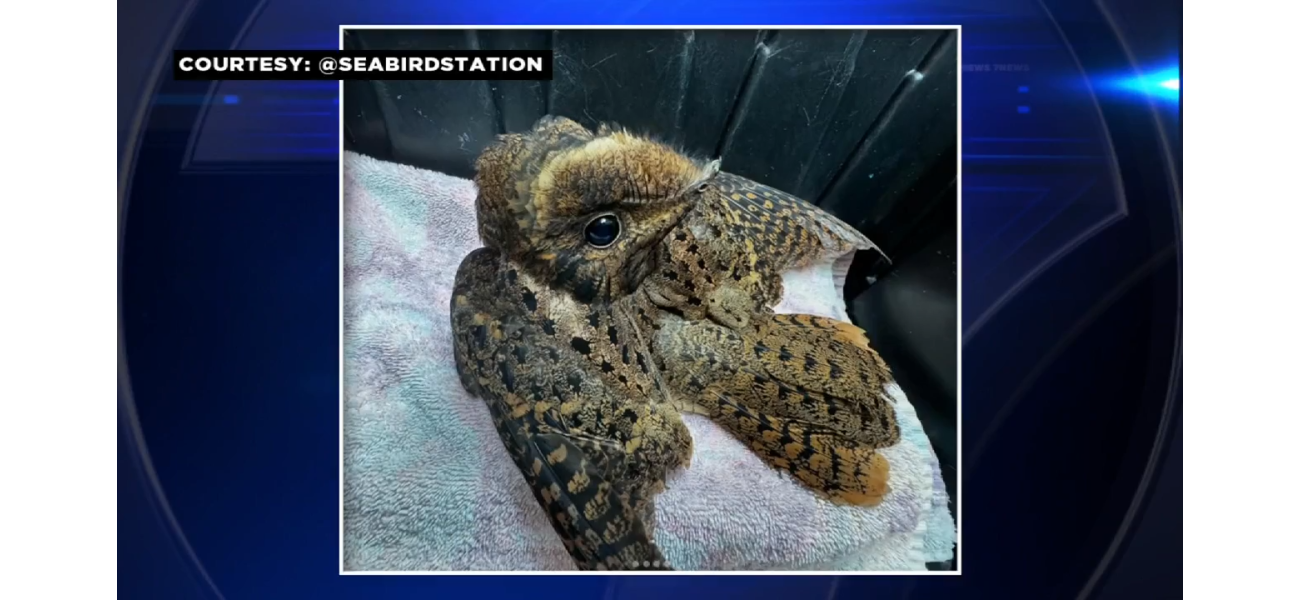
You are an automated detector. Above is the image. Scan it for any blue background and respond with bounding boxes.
[118,0,1181,598]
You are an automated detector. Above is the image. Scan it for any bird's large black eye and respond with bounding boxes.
[584,213,621,248]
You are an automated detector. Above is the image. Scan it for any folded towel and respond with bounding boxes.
[341,151,956,571]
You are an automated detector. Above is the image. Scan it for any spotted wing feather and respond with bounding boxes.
[652,309,900,506]
[452,248,671,571]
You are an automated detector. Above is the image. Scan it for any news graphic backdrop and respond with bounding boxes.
[119,1,1181,599]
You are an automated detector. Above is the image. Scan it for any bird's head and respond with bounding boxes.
[474,116,719,303]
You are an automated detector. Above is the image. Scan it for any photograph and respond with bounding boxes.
[339,26,960,573]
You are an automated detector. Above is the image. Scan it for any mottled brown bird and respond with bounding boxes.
[454,114,904,571]
[451,115,717,570]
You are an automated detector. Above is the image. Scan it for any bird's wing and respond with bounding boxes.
[653,313,901,506]
[451,248,670,571]
[710,172,884,270]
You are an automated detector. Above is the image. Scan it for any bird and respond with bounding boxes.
[455,114,904,572]
[450,115,719,570]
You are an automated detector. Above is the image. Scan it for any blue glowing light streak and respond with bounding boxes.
[1110,66,1180,102]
